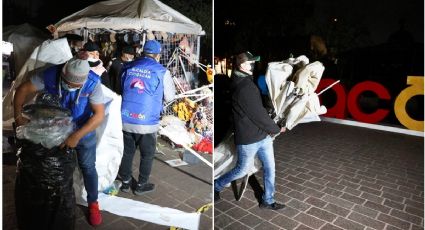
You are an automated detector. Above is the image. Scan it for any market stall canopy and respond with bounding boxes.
[53,0,204,35]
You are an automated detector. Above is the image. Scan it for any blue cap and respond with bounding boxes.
[143,40,162,54]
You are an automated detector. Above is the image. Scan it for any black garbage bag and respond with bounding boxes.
[15,140,76,230]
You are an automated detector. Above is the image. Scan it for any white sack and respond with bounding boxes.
[3,38,73,122]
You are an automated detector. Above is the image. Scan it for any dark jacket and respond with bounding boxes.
[231,69,280,145]
[108,57,125,94]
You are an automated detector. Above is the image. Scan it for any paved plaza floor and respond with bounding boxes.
[215,121,424,230]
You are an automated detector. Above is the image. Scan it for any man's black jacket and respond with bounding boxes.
[231,69,280,145]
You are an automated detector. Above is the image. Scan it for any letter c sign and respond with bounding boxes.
[394,76,424,131]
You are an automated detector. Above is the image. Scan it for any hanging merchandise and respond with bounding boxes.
[160,31,168,41]
[173,98,196,122]
[154,31,162,40]
[132,33,141,44]
[178,36,192,54]
[110,32,116,43]
[206,65,213,83]
[147,31,155,40]
[99,33,110,43]
[101,41,116,59]
[189,106,210,137]
[116,33,126,44]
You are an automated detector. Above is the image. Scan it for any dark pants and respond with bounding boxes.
[75,133,98,203]
[118,131,156,184]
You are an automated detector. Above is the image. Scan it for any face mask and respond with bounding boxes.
[61,80,80,92]
[250,63,255,71]
[88,57,101,67]
[87,57,98,62]
[125,58,133,62]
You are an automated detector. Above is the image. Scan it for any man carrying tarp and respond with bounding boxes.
[213,51,286,210]
[14,58,105,226]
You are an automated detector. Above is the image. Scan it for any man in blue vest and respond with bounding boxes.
[13,58,105,226]
[118,40,175,195]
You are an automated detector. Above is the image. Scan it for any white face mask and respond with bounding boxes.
[61,80,80,92]
[87,57,99,63]
[240,62,253,75]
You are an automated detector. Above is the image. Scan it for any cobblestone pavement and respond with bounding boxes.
[3,136,213,230]
[214,121,424,230]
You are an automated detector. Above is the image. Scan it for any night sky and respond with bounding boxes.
[214,0,424,58]
[3,0,101,30]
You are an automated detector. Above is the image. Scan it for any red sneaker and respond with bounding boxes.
[88,201,102,226]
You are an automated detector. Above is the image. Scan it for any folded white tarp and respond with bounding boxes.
[95,193,200,230]
[54,0,204,35]
[265,57,327,130]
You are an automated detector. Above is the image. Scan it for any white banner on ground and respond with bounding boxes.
[92,193,200,230]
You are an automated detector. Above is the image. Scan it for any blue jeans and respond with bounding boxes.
[214,136,276,204]
[118,131,156,184]
[75,132,98,203]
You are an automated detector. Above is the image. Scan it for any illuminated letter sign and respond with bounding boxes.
[394,76,424,131]
[347,81,391,124]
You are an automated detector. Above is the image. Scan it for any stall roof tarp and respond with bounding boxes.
[54,0,204,35]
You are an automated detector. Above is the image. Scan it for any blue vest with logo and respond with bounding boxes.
[121,56,166,125]
[43,64,100,131]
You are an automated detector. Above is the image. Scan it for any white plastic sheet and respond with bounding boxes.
[96,193,200,230]
[159,115,194,146]
[3,38,73,122]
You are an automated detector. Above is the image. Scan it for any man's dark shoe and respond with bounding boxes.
[134,183,155,195]
[259,202,285,210]
[120,180,131,193]
[214,190,221,202]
